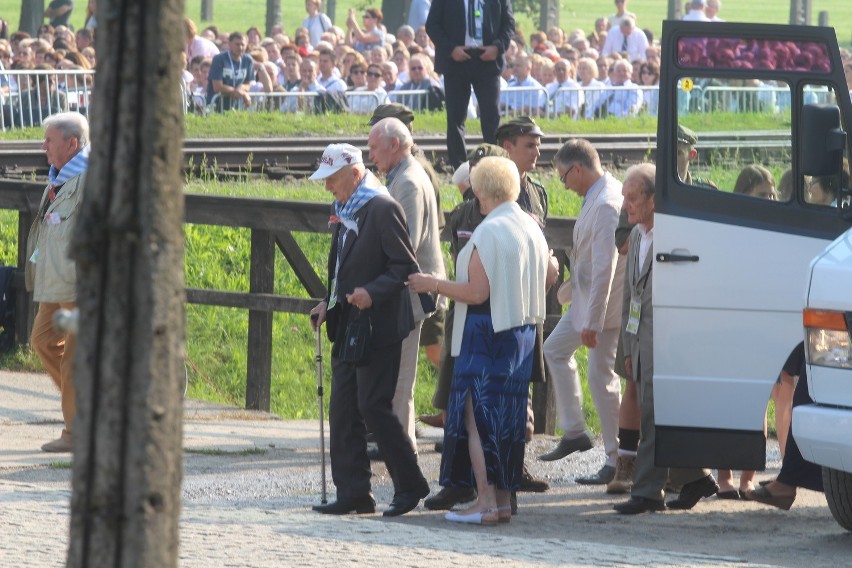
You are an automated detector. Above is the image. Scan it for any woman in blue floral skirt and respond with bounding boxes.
[409,156,553,524]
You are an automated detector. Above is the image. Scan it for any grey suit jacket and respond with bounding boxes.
[621,225,653,382]
[387,155,447,321]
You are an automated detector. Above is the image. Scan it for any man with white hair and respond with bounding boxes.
[367,117,446,454]
[705,0,724,21]
[309,143,430,517]
[27,111,90,453]
[613,163,719,513]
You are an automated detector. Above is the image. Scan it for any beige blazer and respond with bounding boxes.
[386,155,447,321]
[25,171,85,303]
[566,172,623,332]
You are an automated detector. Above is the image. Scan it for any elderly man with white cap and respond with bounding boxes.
[309,143,431,518]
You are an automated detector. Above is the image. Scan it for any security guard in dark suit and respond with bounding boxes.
[426,0,515,167]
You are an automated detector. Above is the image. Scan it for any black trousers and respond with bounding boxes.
[329,341,427,501]
[777,364,824,492]
[443,58,502,168]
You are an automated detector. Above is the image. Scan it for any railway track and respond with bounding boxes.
[0,131,791,179]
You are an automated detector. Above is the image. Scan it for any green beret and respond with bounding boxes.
[495,116,544,142]
[369,103,415,126]
[467,143,508,164]
[677,124,698,146]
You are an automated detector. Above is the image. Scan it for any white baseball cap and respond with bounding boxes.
[309,143,363,180]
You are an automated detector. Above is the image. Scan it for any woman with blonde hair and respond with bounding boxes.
[409,156,554,525]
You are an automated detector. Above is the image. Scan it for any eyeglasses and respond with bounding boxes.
[367,71,382,77]
[363,14,375,19]
[559,164,577,184]
[409,66,423,71]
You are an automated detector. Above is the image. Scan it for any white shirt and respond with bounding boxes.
[463,0,484,47]
[601,27,649,62]
[637,225,653,269]
[683,9,710,21]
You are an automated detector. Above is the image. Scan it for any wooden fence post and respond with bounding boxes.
[246,229,274,411]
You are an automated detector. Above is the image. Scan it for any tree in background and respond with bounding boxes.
[67,0,186,565]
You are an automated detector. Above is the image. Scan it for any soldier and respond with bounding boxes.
[676,125,717,188]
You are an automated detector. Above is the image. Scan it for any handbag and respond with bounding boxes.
[340,308,372,365]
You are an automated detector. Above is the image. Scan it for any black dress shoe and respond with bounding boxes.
[538,432,594,461]
[613,496,666,515]
[423,486,476,510]
[518,464,549,492]
[312,496,376,515]
[666,475,719,510]
[575,464,616,485]
[384,484,430,517]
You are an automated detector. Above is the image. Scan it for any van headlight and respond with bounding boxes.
[804,309,852,369]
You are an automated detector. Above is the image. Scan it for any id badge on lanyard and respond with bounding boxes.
[625,295,641,335]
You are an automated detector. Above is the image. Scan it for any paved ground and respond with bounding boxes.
[1,370,849,567]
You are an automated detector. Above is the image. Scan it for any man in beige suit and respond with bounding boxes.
[539,139,625,485]
[613,163,718,514]
[368,117,447,451]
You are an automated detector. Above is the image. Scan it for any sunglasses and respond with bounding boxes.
[367,71,382,77]
[351,69,365,74]
[409,66,424,71]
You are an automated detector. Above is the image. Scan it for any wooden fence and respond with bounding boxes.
[0,179,575,433]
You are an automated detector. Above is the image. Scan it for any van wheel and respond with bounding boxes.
[823,467,852,531]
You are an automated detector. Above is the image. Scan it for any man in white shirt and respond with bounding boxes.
[317,48,348,92]
[600,60,643,117]
[283,59,326,112]
[683,0,710,21]
[548,59,581,118]
[500,55,547,116]
[601,17,648,63]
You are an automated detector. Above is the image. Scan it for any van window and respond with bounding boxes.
[676,36,832,74]
[675,75,791,202]
[801,84,850,208]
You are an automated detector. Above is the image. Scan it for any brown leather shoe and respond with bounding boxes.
[41,431,72,453]
[606,454,636,494]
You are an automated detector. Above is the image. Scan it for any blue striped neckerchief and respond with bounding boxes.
[48,144,91,189]
[333,170,388,236]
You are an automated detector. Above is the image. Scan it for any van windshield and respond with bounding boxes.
[677,37,832,74]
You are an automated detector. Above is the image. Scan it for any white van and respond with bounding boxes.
[655,21,852,530]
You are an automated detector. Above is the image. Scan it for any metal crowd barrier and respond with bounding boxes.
[0,69,94,130]
[386,89,435,112]
[201,90,387,114]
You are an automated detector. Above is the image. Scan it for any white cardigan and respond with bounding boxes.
[451,201,549,356]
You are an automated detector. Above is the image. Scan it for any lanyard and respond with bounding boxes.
[228,55,243,82]
[633,234,652,293]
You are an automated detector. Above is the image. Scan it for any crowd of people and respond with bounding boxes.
[4,0,852,128]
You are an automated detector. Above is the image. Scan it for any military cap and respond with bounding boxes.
[369,103,415,126]
[495,116,544,142]
[467,143,508,164]
[677,124,698,146]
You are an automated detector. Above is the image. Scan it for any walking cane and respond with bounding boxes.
[311,313,328,504]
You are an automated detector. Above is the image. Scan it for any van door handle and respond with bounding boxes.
[656,253,699,262]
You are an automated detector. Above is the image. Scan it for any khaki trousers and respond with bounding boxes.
[31,302,77,434]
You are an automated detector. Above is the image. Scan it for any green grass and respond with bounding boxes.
[47,460,72,469]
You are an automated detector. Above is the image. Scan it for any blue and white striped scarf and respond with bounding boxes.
[333,170,388,236]
[48,144,91,188]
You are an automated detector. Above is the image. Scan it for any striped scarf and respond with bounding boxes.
[48,144,90,189]
[333,170,388,236]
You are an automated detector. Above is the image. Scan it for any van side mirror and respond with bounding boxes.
[800,104,846,176]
